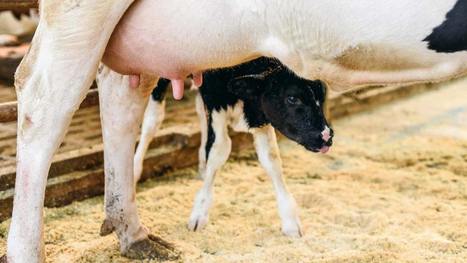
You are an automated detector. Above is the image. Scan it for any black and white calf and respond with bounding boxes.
[134,57,333,237]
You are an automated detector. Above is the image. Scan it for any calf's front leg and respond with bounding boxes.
[188,111,232,231]
[252,126,303,237]
[6,1,135,262]
[96,65,179,260]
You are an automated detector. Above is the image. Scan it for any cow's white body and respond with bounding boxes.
[103,0,467,91]
[6,0,467,262]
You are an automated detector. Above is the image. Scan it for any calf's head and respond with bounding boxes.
[228,68,333,153]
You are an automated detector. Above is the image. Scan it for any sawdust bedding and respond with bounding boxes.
[1,80,467,262]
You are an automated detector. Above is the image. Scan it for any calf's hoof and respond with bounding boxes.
[187,211,209,231]
[123,234,181,261]
[188,192,211,231]
[281,221,303,238]
[0,254,7,263]
[187,217,208,232]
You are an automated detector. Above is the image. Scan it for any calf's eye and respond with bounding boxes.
[286,96,302,105]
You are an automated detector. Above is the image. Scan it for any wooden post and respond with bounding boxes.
[0,101,17,123]
[0,0,38,11]
[0,89,99,123]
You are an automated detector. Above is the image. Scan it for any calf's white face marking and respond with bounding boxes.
[321,126,332,143]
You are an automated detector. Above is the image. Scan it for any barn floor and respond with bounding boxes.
[1,79,467,262]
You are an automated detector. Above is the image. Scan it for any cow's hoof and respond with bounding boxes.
[99,218,115,236]
[0,254,7,263]
[123,234,181,261]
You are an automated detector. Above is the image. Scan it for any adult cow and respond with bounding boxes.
[6,0,467,262]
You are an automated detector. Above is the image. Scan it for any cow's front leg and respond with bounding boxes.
[5,1,136,262]
[96,65,179,260]
[252,126,303,237]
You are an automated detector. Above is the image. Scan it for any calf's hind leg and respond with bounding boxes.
[195,93,208,179]
[133,79,170,183]
[252,125,303,237]
[188,111,232,231]
[6,1,135,262]
[97,65,179,260]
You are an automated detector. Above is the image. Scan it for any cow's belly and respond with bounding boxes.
[317,44,467,91]
[103,0,467,88]
[334,44,467,72]
[102,0,259,79]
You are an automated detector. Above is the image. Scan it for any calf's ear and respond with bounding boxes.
[227,75,265,100]
[315,81,327,103]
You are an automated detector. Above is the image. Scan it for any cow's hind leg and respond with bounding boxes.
[96,65,180,260]
[133,79,170,183]
[6,1,135,262]
[252,125,303,237]
[188,111,232,231]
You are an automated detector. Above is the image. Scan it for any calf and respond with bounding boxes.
[134,57,333,237]
[9,0,467,261]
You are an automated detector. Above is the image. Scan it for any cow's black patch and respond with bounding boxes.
[424,0,467,53]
